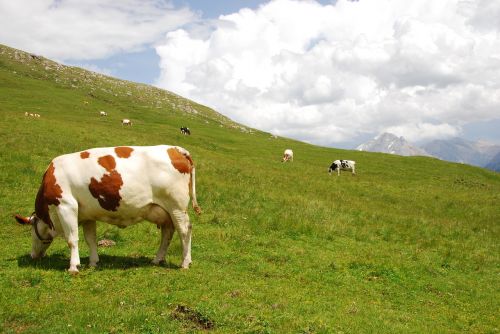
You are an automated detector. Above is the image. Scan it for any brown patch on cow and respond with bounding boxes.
[35,162,63,228]
[97,155,116,172]
[115,146,134,158]
[89,155,123,211]
[80,151,90,159]
[167,148,193,174]
[89,171,123,211]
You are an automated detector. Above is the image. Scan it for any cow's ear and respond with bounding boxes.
[14,214,32,225]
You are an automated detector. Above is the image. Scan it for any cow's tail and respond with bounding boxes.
[190,166,201,215]
[176,146,201,215]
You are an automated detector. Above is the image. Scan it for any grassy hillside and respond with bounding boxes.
[0,44,499,333]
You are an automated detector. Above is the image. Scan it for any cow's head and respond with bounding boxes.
[15,213,54,259]
[328,163,338,174]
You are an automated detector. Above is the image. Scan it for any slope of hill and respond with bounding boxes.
[356,132,431,156]
[0,44,242,128]
[1,44,499,333]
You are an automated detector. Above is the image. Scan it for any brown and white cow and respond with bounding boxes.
[282,149,293,162]
[15,145,201,274]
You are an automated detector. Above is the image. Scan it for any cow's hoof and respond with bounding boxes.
[151,259,164,265]
[68,268,79,275]
[181,261,191,269]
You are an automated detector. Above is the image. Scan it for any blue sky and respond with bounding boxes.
[1,0,499,148]
[173,0,273,18]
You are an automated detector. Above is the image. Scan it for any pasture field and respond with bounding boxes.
[0,44,499,333]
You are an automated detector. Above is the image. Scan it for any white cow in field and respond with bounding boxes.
[121,119,131,126]
[15,145,201,274]
[328,160,356,176]
[282,149,293,162]
[100,111,108,116]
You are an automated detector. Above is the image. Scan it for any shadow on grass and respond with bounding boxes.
[17,254,180,271]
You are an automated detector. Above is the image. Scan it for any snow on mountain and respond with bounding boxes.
[356,133,431,157]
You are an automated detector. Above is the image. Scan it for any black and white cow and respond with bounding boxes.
[328,160,356,176]
[180,127,191,135]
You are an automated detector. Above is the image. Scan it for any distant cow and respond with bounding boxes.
[282,149,293,162]
[328,160,356,176]
[121,119,131,126]
[15,145,201,274]
[180,127,191,135]
[100,111,108,116]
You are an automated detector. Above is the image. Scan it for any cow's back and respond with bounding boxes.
[49,145,191,224]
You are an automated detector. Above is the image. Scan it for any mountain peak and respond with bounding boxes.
[357,132,431,157]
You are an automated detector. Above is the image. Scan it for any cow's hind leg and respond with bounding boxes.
[82,221,99,267]
[56,203,80,274]
[152,217,175,265]
[170,209,192,269]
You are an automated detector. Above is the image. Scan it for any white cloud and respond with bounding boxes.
[155,0,500,146]
[0,0,196,61]
[386,123,461,142]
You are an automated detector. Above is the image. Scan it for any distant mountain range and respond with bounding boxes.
[357,133,431,157]
[421,138,500,168]
[357,132,500,171]
[485,152,500,172]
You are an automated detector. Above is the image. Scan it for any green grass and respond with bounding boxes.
[1,44,499,333]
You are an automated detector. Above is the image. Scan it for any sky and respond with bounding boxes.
[1,0,499,148]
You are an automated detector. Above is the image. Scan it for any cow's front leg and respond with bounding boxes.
[57,204,80,274]
[83,221,99,267]
[67,239,80,274]
[171,209,192,269]
[152,219,175,265]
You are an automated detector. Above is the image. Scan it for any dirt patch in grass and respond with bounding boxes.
[2,320,33,334]
[171,304,215,331]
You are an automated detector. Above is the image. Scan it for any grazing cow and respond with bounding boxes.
[24,112,28,117]
[121,119,131,126]
[180,127,191,135]
[100,111,108,116]
[15,145,201,274]
[282,149,293,162]
[328,160,356,176]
